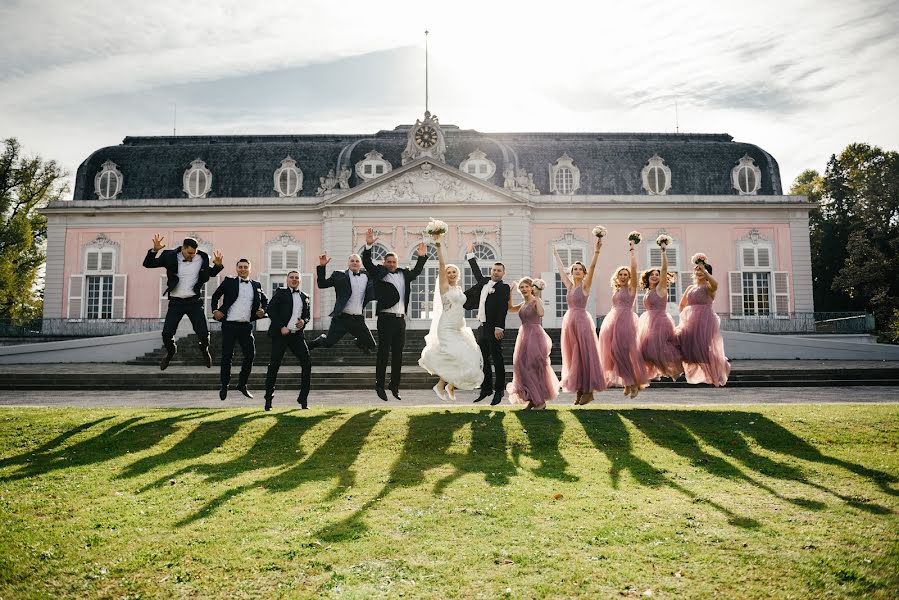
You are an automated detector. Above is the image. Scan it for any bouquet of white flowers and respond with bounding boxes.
[628,231,642,244]
[656,234,672,248]
[592,225,607,238]
[691,252,708,266]
[426,218,448,237]
[532,278,546,292]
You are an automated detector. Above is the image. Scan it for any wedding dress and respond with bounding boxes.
[418,286,484,389]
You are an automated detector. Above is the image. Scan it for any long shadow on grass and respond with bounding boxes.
[176,410,386,526]
[0,412,205,482]
[621,410,894,515]
[316,410,516,541]
[512,410,578,482]
[573,410,761,529]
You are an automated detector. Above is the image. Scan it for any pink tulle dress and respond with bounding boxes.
[637,289,684,380]
[676,284,730,386]
[506,300,560,409]
[599,288,649,388]
[560,285,606,393]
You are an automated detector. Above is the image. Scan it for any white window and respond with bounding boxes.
[641,155,671,195]
[273,157,304,197]
[69,237,126,320]
[183,159,212,198]
[549,153,580,195]
[362,243,390,319]
[463,243,498,318]
[267,245,302,297]
[355,150,392,181]
[459,149,496,180]
[553,245,587,318]
[729,238,789,318]
[637,243,681,316]
[94,160,123,199]
[408,244,440,320]
[732,155,762,195]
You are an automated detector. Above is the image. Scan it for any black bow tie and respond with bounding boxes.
[291,289,300,294]
[240,279,249,284]
[352,272,362,277]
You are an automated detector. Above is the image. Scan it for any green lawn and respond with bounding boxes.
[0,404,896,599]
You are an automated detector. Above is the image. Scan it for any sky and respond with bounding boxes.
[1,0,897,197]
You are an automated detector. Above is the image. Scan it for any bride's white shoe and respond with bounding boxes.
[445,387,457,402]
[432,384,448,401]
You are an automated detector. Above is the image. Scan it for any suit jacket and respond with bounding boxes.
[266,287,310,337]
[210,277,268,321]
[143,247,224,297]
[361,246,428,314]
[316,266,374,317]
[463,256,510,330]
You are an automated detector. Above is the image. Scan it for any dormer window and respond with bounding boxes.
[355,150,393,181]
[94,160,123,199]
[459,149,496,180]
[641,154,671,195]
[183,159,212,198]
[549,153,581,195]
[273,157,303,197]
[732,155,762,195]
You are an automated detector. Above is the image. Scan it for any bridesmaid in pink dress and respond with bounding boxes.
[506,277,560,410]
[599,239,650,398]
[553,237,606,405]
[676,257,731,386]
[636,242,684,380]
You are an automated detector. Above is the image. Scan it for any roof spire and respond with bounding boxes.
[424,29,430,116]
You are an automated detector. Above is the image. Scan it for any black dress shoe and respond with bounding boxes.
[375,386,388,401]
[219,385,228,400]
[307,337,321,350]
[388,385,402,400]
[200,346,213,368]
[264,397,273,411]
[490,393,503,406]
[297,396,308,409]
[160,351,175,371]
[474,390,493,403]
[236,385,253,399]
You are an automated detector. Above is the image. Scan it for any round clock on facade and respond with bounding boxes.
[414,126,438,148]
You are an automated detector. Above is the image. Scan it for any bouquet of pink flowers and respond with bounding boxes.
[592,225,607,238]
[691,252,708,266]
[628,231,642,244]
[656,234,672,247]
[532,278,546,292]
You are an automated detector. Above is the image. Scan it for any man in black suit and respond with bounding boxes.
[210,258,268,401]
[264,271,311,411]
[142,234,224,370]
[308,252,375,354]
[463,243,511,405]
[361,227,428,401]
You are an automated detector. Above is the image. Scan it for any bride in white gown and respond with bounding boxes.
[418,233,484,400]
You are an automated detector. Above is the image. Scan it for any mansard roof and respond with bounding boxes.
[72,127,782,200]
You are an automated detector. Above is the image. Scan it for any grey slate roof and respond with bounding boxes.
[72,127,782,201]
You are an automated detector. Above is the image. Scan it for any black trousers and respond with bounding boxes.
[265,332,311,403]
[162,296,208,351]
[477,324,505,394]
[220,321,255,386]
[376,313,406,388]
[311,313,375,350]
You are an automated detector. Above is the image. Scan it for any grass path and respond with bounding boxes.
[0,404,896,598]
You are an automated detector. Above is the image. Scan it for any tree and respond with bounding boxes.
[792,143,899,329]
[0,138,68,319]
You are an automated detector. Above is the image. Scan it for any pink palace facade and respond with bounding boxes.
[41,112,813,333]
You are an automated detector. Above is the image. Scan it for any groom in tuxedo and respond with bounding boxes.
[210,258,268,400]
[362,228,428,401]
[308,253,376,354]
[464,246,510,405]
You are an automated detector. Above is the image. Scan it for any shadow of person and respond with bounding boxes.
[572,409,761,529]
[0,416,114,472]
[0,412,205,483]
[511,409,578,482]
[316,410,516,542]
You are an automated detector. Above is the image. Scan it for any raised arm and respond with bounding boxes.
[408,241,428,280]
[581,238,603,291]
[656,245,669,299]
[466,241,488,284]
[435,239,449,295]
[704,266,719,298]
[628,241,638,295]
[553,245,572,289]
[208,250,224,277]
[142,234,166,268]
[316,254,335,289]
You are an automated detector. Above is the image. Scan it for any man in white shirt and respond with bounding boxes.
[308,253,376,354]
[361,228,428,401]
[143,235,224,370]
[210,259,268,401]
[263,271,312,410]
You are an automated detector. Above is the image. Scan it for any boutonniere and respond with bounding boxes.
[487,287,495,295]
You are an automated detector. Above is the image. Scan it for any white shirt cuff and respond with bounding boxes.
[465,252,475,260]
[494,327,504,332]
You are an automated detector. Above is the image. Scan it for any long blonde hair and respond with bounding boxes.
[611,266,631,290]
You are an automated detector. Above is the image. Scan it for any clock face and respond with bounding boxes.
[415,126,438,149]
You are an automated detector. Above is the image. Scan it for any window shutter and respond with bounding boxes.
[728,271,744,318]
[100,251,114,271]
[112,274,127,319]
[68,275,84,319]
[540,271,556,327]
[679,272,693,300]
[259,273,270,300]
[301,273,314,322]
[159,275,169,319]
[636,291,647,315]
[649,248,662,267]
[570,248,585,263]
[202,281,215,320]
[742,247,755,269]
[773,271,790,319]
[757,247,771,268]
[286,249,300,269]
[270,250,284,271]
[668,247,678,268]
[86,251,99,272]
